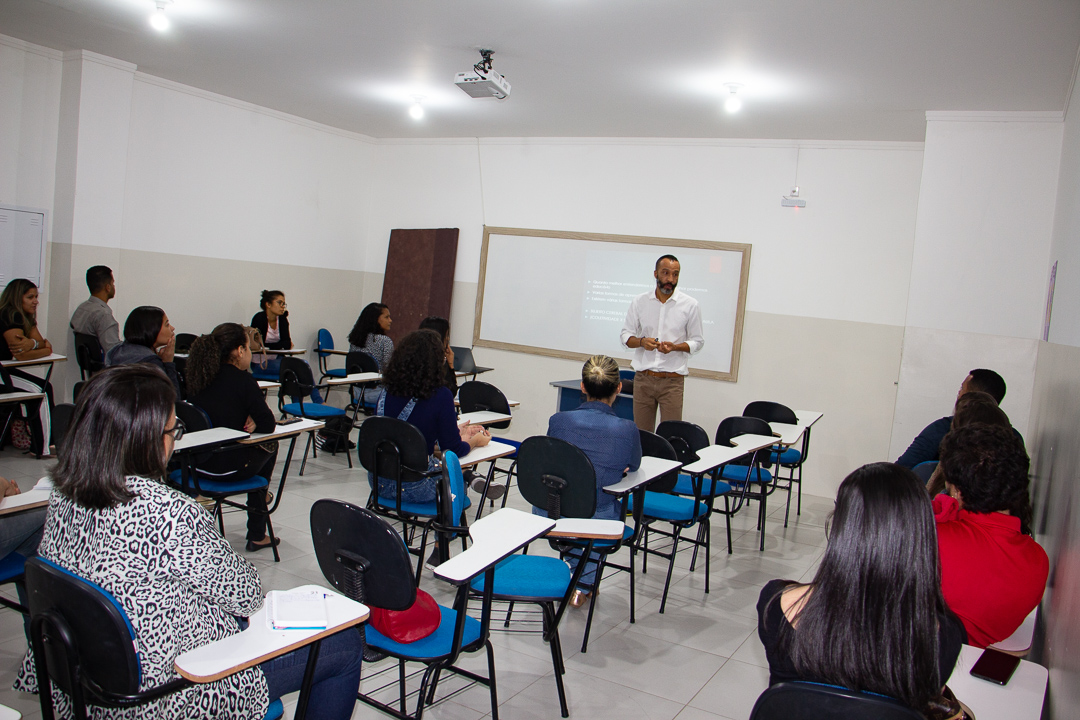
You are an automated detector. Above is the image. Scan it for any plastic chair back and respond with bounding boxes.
[638,430,679,494]
[346,351,379,375]
[440,451,468,527]
[72,333,105,378]
[310,499,416,611]
[749,682,924,720]
[280,357,315,399]
[715,416,773,467]
[52,403,76,448]
[656,420,710,465]
[743,401,798,425]
[516,436,596,519]
[175,401,211,432]
[25,557,141,699]
[356,416,430,485]
[458,381,512,430]
[174,333,198,354]
[317,328,334,357]
[911,461,938,483]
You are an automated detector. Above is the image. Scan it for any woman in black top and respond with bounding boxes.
[249,290,322,403]
[187,323,280,552]
[0,279,55,454]
[756,462,967,716]
[104,306,182,396]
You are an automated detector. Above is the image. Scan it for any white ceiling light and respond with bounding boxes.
[149,1,173,31]
[408,97,425,120]
[724,83,743,113]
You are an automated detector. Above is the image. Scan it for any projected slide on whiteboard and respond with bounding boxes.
[474,227,751,382]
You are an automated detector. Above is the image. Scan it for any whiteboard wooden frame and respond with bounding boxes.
[473,226,751,382]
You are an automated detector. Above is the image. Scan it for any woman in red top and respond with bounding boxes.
[935,423,1048,648]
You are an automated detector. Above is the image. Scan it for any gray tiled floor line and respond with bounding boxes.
[0,444,830,720]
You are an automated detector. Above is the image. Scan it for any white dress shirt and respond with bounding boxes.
[620,289,704,375]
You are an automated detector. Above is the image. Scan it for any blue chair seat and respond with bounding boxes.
[366,603,482,661]
[324,368,348,378]
[281,402,344,418]
[672,473,731,497]
[0,552,26,582]
[770,446,801,465]
[630,492,708,522]
[251,369,278,381]
[721,465,773,484]
[168,469,269,495]
[470,554,570,600]
[373,494,472,517]
[264,699,284,720]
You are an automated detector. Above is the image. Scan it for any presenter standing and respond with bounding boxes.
[620,254,704,431]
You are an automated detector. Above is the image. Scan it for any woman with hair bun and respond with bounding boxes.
[757,462,968,717]
[545,354,641,607]
[250,290,323,403]
[186,323,280,552]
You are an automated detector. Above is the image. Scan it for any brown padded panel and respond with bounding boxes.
[381,228,459,344]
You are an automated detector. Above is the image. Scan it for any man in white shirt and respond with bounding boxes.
[69,265,120,352]
[620,255,704,431]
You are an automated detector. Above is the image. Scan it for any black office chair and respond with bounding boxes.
[743,401,813,527]
[25,557,286,720]
[310,499,499,720]
[72,333,104,381]
[749,681,925,720]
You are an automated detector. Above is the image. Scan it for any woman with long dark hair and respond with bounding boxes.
[348,302,393,370]
[13,365,363,719]
[0,279,55,454]
[757,462,967,716]
[371,329,489,504]
[250,290,322,402]
[105,305,181,395]
[186,323,280,552]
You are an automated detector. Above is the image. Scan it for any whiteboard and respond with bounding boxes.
[474,226,751,381]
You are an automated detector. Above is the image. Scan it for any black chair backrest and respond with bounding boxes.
[52,403,76,447]
[715,416,773,467]
[174,333,198,354]
[310,499,416,611]
[638,430,679,494]
[911,461,938,483]
[175,401,211,431]
[743,401,798,425]
[517,436,596,520]
[25,557,141,698]
[356,416,430,484]
[656,420,710,465]
[458,381,511,430]
[72,333,105,376]
[280,357,315,399]
[72,381,85,405]
[749,682,924,720]
[345,351,379,375]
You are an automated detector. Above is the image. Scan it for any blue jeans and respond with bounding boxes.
[261,626,363,720]
[531,503,620,589]
[0,507,46,559]
[368,471,438,505]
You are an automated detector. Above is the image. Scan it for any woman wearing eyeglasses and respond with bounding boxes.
[250,290,323,403]
[186,323,280,553]
[14,365,363,719]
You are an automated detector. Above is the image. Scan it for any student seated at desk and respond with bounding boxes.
[936,423,1048,648]
[250,290,323,403]
[105,305,182,396]
[347,302,393,406]
[545,354,641,608]
[757,463,970,719]
[187,323,280,553]
[419,315,458,397]
[924,391,1011,496]
[13,366,363,720]
[370,330,489,504]
[0,278,55,455]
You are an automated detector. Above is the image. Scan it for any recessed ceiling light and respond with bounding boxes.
[724,83,744,113]
[408,96,425,120]
[149,1,172,31]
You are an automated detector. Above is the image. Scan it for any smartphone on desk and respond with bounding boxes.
[276,417,303,426]
[970,647,1021,685]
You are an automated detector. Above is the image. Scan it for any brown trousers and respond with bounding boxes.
[632,373,685,432]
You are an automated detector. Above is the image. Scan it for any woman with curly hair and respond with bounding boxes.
[936,422,1048,647]
[0,279,55,454]
[185,323,280,552]
[371,329,489,504]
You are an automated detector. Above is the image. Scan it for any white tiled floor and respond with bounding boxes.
[0,443,832,720]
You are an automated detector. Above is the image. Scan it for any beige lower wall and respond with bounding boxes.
[42,242,369,402]
[1026,340,1080,720]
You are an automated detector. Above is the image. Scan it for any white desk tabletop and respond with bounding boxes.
[0,391,45,404]
[604,456,682,496]
[257,380,280,390]
[434,508,555,584]
[325,372,381,386]
[174,427,250,452]
[990,607,1037,654]
[261,348,306,355]
[0,489,50,516]
[0,353,66,367]
[456,399,520,408]
[0,703,20,720]
[457,411,512,426]
[241,418,324,444]
[457,440,517,468]
[792,410,823,426]
[681,434,778,475]
[768,422,805,446]
[946,644,1047,720]
[548,518,625,540]
[175,585,368,683]
[320,348,350,356]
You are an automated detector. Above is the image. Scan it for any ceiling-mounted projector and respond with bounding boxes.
[455,49,510,99]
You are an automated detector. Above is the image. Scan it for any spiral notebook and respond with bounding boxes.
[265,590,329,630]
